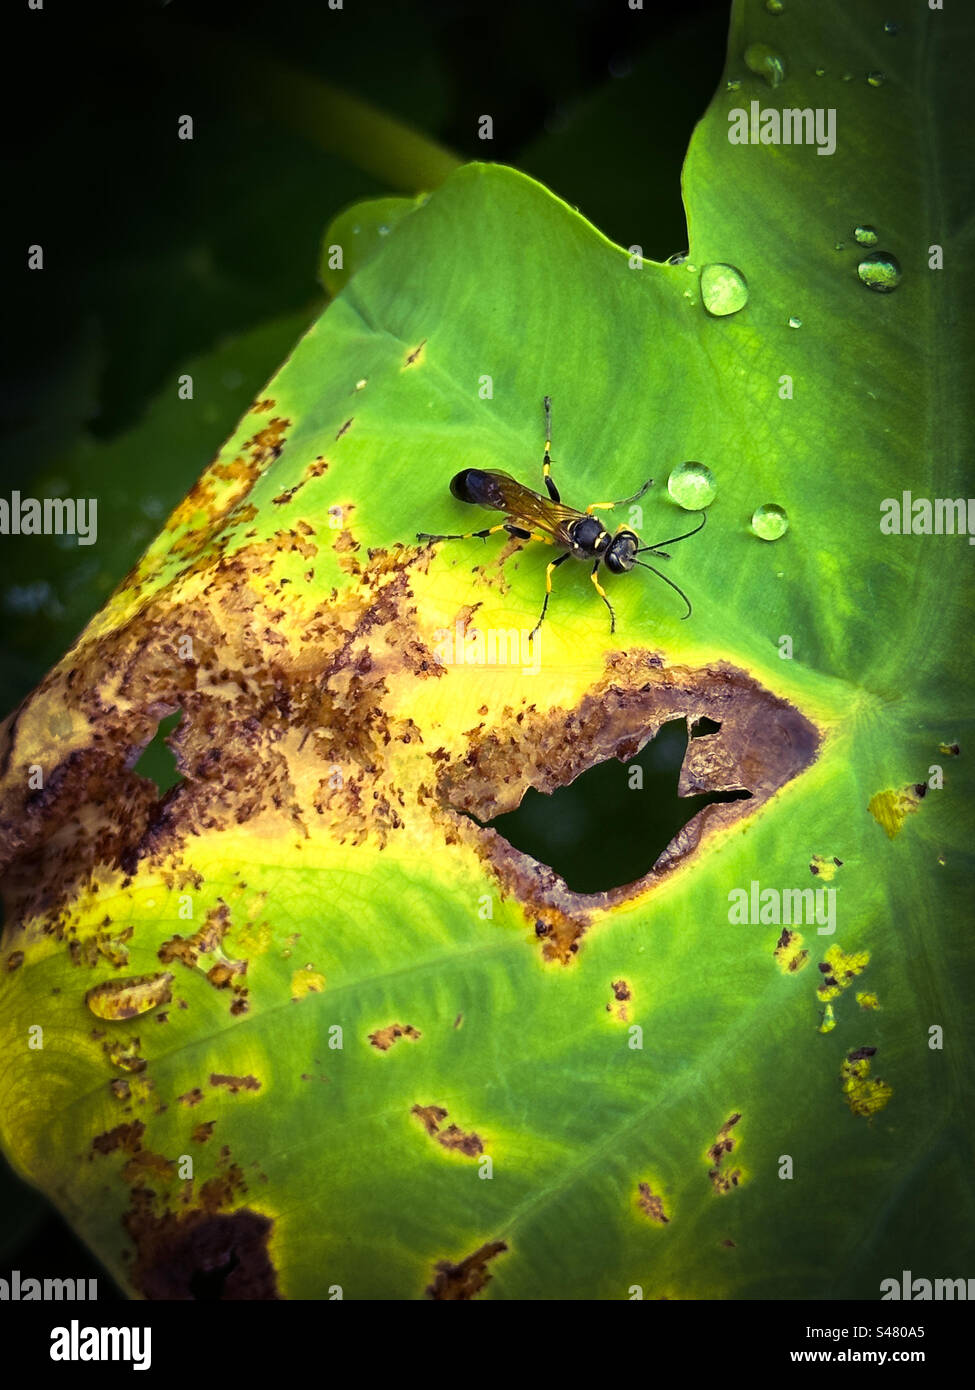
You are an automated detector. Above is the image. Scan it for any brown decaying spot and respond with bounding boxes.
[0,523,443,933]
[368,1022,421,1051]
[707,1112,743,1195]
[773,927,809,973]
[426,1240,507,1300]
[636,1183,669,1224]
[178,1088,204,1108]
[607,977,631,1020]
[123,1194,278,1300]
[410,1103,483,1156]
[91,1121,145,1157]
[210,1073,261,1094]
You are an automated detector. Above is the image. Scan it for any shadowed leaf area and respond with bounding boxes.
[0,0,972,1300]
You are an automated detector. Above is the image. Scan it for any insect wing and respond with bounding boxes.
[474,471,582,542]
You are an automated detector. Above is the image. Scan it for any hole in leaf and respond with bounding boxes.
[690,716,722,738]
[484,719,751,894]
[189,1250,240,1301]
[132,712,183,795]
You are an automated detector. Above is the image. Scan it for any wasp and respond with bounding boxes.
[417,396,706,637]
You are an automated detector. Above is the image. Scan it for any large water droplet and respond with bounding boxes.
[751,504,789,540]
[668,462,716,511]
[788,315,802,328]
[765,0,785,13]
[700,263,749,316]
[857,251,902,292]
[744,43,786,88]
[867,70,886,87]
[854,224,879,246]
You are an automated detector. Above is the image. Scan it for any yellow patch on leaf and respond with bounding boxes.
[290,968,326,1001]
[841,1047,892,1118]
[868,785,924,839]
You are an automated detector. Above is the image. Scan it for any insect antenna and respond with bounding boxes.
[633,560,694,619]
[636,509,707,556]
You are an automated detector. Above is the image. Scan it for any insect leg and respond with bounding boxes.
[590,561,617,633]
[530,551,571,639]
[542,395,561,503]
[416,523,508,544]
[585,478,653,515]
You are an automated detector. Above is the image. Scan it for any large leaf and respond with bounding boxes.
[1,0,972,1299]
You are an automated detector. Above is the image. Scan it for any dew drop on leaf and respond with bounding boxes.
[867,71,886,87]
[700,263,748,316]
[788,315,802,328]
[857,252,902,292]
[751,504,790,540]
[744,43,786,88]
[854,224,879,246]
[668,462,716,511]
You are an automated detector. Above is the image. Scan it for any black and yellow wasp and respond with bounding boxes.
[417,396,706,638]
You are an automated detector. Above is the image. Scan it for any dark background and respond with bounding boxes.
[1,0,729,1298]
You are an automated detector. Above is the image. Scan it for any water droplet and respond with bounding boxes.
[788,315,802,328]
[854,224,879,246]
[377,224,390,236]
[867,70,886,87]
[665,251,689,265]
[751,504,789,541]
[700,263,749,317]
[744,43,786,88]
[814,67,826,77]
[834,241,846,251]
[668,462,717,511]
[726,78,742,92]
[841,71,854,82]
[884,20,900,36]
[765,0,784,13]
[857,251,902,293]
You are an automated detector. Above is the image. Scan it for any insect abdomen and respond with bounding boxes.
[450,469,505,509]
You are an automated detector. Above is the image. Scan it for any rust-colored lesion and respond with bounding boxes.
[410,1103,484,1157]
[636,1182,669,1224]
[707,1112,743,1195]
[425,1239,507,1299]
[606,978,631,1021]
[369,1022,421,1051]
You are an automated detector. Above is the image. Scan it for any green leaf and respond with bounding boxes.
[1,0,972,1300]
